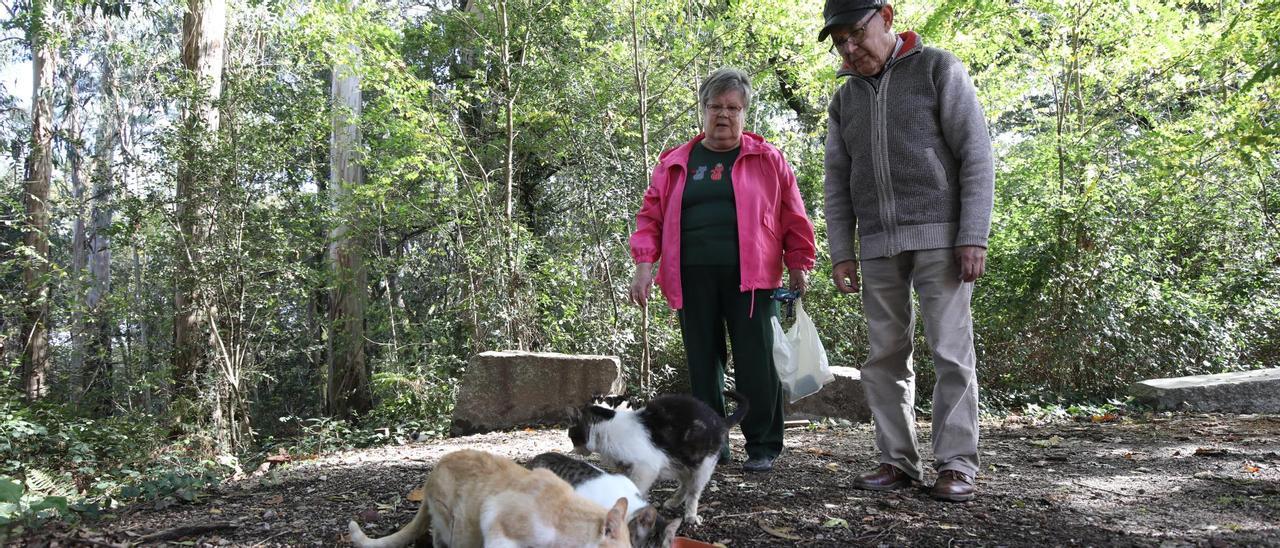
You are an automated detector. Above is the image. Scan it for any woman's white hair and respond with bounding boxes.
[698,67,753,110]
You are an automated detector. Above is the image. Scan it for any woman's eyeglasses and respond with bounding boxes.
[706,104,744,115]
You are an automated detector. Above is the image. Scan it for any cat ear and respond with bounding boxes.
[588,406,616,420]
[634,506,657,530]
[603,497,628,539]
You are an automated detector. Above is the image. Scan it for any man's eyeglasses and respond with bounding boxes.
[828,7,882,54]
[705,104,744,115]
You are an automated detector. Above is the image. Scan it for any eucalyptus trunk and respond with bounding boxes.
[21,0,56,401]
[84,55,119,416]
[326,50,371,420]
[68,67,89,388]
[173,0,225,399]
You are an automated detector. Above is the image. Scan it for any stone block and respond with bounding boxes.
[451,351,623,435]
[1131,368,1280,414]
[784,366,872,423]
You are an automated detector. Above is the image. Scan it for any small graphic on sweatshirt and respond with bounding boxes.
[692,165,708,181]
[710,163,725,181]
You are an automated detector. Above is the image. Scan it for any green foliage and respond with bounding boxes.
[0,389,241,532]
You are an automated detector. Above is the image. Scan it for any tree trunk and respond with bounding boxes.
[629,0,651,390]
[21,0,56,402]
[84,53,119,416]
[173,0,226,399]
[326,48,371,421]
[68,64,89,390]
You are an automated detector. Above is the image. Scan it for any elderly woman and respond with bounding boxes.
[628,68,817,473]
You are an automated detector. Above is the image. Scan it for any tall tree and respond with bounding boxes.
[326,46,371,420]
[21,0,57,401]
[67,57,89,386]
[173,0,225,399]
[83,37,120,414]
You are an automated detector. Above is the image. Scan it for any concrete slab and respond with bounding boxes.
[451,351,623,435]
[785,365,872,423]
[1131,368,1280,413]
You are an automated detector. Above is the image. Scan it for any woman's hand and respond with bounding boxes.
[629,263,656,306]
[788,268,808,295]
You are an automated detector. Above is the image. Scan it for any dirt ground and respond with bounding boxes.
[17,412,1280,547]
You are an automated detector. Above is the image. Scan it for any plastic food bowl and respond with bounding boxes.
[672,537,721,548]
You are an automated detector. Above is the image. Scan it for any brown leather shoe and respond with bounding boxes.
[931,470,976,502]
[853,463,912,491]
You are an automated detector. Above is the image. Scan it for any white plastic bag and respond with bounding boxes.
[770,298,835,403]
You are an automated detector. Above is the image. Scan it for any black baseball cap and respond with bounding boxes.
[818,0,884,41]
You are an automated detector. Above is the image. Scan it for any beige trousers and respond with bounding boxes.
[859,248,979,480]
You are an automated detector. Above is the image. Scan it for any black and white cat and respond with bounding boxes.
[526,452,681,548]
[566,390,748,526]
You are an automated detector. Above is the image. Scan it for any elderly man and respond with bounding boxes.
[819,0,994,501]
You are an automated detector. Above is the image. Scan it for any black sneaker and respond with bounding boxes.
[742,455,775,472]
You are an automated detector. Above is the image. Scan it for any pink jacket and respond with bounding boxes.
[630,132,817,310]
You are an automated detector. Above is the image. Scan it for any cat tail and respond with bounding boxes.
[722,390,750,427]
[348,498,432,548]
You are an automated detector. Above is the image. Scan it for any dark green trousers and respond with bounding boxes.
[678,265,784,460]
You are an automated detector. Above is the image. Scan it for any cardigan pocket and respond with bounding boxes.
[925,147,948,190]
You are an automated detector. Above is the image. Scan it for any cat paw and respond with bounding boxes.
[683,513,703,527]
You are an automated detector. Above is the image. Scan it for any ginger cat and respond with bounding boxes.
[349,449,631,548]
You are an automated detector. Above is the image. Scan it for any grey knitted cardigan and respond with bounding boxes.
[824,31,994,263]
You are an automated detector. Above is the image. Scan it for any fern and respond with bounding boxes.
[24,469,75,499]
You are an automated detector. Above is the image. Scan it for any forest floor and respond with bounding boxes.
[19,411,1280,547]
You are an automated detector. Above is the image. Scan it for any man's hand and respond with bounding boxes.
[955,246,986,282]
[629,263,656,305]
[788,268,808,294]
[832,260,860,293]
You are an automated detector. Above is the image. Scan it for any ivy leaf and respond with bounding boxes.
[0,479,22,503]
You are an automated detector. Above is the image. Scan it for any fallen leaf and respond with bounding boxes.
[1030,435,1062,448]
[758,519,801,541]
[824,462,840,472]
[408,487,424,502]
[263,494,284,505]
[1244,464,1261,474]
[1091,413,1119,423]
[1195,447,1227,456]
[822,517,848,528]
